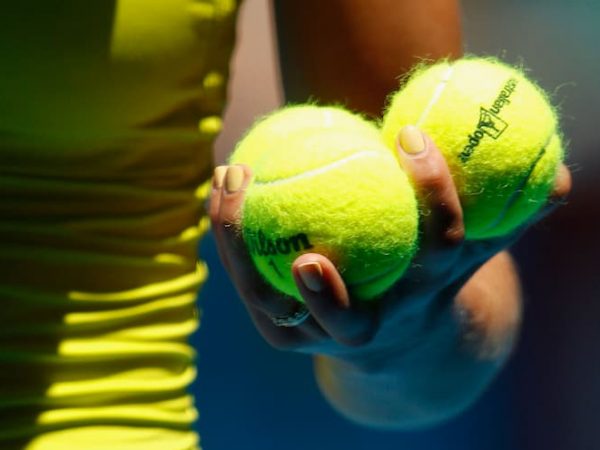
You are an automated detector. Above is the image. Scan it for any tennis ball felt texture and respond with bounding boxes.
[230,106,419,302]
[231,105,381,168]
[381,57,564,239]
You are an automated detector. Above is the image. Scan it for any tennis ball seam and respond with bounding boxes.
[415,63,456,128]
[235,105,420,301]
[410,58,558,234]
[252,150,398,186]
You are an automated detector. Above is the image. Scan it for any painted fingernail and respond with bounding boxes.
[213,165,228,189]
[225,165,244,193]
[398,125,426,155]
[298,262,325,292]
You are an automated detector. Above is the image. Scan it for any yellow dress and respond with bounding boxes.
[0,1,240,448]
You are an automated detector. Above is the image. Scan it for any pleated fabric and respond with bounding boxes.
[0,1,240,448]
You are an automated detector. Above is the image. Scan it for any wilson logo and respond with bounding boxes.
[246,229,314,256]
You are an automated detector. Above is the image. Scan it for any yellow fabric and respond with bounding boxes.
[0,1,240,448]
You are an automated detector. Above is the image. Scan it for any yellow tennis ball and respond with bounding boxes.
[381,57,565,239]
[230,106,419,302]
[232,104,381,167]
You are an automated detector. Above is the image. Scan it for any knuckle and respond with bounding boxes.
[219,214,242,235]
[250,311,302,351]
[549,164,572,203]
[221,202,243,228]
[418,165,447,194]
[551,183,571,204]
[443,221,465,247]
[426,199,465,248]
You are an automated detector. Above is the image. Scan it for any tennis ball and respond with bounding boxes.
[230,106,419,302]
[381,57,565,239]
[232,105,381,167]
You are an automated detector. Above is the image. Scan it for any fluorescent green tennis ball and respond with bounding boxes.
[230,106,419,302]
[231,105,381,168]
[381,57,565,239]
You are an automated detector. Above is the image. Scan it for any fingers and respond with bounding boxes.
[209,165,228,219]
[535,162,572,221]
[550,162,572,203]
[209,164,298,317]
[210,165,376,349]
[292,254,378,347]
[244,304,329,351]
[209,164,247,275]
[395,125,465,272]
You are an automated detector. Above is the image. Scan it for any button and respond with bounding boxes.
[203,71,224,92]
[198,116,222,136]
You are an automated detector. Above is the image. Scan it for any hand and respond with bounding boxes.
[209,125,571,426]
[209,126,571,360]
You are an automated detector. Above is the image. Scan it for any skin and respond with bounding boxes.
[209,0,572,428]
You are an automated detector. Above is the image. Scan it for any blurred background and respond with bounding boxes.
[193,0,600,449]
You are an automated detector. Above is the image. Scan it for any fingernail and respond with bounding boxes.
[225,165,244,193]
[298,262,325,292]
[213,165,228,189]
[398,125,426,155]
